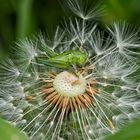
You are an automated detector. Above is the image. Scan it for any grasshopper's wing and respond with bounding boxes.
[37,57,69,69]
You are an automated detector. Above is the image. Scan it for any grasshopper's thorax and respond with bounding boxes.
[43,70,98,111]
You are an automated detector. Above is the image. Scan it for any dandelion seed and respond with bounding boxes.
[0,0,140,140]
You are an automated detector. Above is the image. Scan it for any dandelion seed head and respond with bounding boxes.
[0,1,140,140]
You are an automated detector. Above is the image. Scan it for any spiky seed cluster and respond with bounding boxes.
[0,0,140,140]
[43,71,97,112]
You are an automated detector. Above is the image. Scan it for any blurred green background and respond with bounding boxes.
[0,0,140,57]
[1,0,140,139]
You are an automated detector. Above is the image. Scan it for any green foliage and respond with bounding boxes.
[105,118,140,140]
[16,0,33,38]
[104,0,140,23]
[0,118,29,140]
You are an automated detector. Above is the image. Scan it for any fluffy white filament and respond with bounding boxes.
[0,0,140,140]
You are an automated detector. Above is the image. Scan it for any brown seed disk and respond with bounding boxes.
[46,91,57,100]
[43,87,55,94]
[86,87,98,95]
[48,72,56,79]
[82,94,92,103]
[50,95,61,104]
[46,83,53,88]
[43,86,98,112]
[62,97,69,108]
[76,96,86,108]
[42,70,98,113]
[77,95,87,106]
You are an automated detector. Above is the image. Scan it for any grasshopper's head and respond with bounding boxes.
[76,51,87,66]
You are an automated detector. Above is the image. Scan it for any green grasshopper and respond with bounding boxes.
[37,47,87,69]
